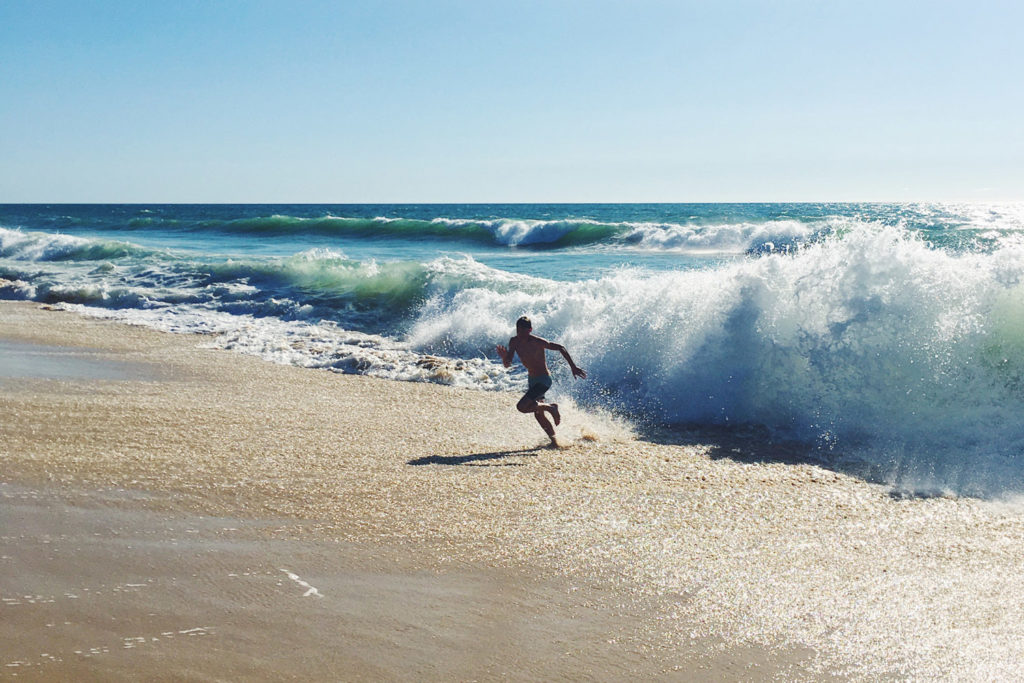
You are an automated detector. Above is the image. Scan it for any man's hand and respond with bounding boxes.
[571,366,587,379]
[496,344,510,366]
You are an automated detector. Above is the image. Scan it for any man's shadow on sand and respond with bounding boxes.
[408,447,544,468]
[409,425,964,499]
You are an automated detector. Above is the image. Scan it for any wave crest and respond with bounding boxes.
[0,227,154,261]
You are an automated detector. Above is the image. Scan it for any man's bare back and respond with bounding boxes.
[505,333,555,377]
[496,316,586,445]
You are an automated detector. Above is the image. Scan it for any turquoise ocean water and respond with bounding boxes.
[3,202,1024,495]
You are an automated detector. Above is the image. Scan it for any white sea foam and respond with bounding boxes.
[280,569,322,598]
[55,302,519,391]
[616,218,822,253]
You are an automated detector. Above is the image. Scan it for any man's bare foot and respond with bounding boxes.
[550,403,560,426]
[548,435,560,448]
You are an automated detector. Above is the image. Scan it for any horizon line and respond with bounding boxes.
[2,199,1022,206]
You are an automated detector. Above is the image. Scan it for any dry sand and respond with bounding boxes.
[3,301,1024,680]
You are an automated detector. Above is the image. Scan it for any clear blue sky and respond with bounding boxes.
[2,0,1021,202]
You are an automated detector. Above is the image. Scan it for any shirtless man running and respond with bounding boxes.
[496,316,587,446]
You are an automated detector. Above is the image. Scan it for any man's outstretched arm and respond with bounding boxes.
[496,339,516,368]
[547,342,587,379]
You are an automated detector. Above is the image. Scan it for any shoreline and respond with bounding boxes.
[4,301,1024,678]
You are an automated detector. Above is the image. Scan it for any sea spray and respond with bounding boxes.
[409,225,1024,494]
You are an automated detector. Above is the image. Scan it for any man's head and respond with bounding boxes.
[516,316,532,334]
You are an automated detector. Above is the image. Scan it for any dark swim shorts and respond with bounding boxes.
[524,374,553,400]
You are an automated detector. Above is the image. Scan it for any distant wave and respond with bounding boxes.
[0,227,157,261]
[200,214,645,248]
[96,213,830,253]
[0,232,542,329]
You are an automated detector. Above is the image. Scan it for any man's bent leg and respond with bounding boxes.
[534,408,556,440]
[517,395,538,413]
[528,397,561,423]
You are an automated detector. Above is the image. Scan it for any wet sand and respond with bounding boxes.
[5,484,746,681]
[3,301,1024,679]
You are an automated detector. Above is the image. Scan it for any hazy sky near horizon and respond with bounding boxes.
[2,1,1022,202]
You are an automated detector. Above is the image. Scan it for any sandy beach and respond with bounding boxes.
[3,301,1024,680]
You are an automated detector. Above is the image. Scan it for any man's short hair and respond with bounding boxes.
[516,316,532,331]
